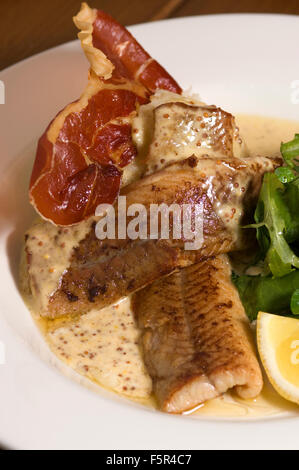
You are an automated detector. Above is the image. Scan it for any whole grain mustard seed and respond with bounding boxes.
[47,298,152,398]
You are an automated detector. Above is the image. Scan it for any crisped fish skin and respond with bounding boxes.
[49,239,192,318]
[26,155,280,318]
[133,255,263,413]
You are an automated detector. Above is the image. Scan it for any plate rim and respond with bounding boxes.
[1,12,298,75]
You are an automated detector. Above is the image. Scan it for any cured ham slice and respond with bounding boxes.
[29,3,181,225]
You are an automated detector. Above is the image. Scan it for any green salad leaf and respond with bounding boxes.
[280,133,299,170]
[291,289,299,316]
[233,134,299,320]
[251,173,299,277]
[275,166,296,183]
[233,270,299,321]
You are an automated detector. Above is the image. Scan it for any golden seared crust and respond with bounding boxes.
[49,240,190,318]
[133,255,263,413]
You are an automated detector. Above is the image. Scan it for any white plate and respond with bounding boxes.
[0,14,299,450]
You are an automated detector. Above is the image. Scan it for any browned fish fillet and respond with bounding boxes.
[25,154,280,318]
[133,255,263,413]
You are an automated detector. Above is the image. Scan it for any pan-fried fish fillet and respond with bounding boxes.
[133,255,263,413]
[25,155,280,318]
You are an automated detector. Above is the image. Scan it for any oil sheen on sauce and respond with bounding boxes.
[25,113,299,418]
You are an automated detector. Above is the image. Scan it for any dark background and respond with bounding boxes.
[1,0,299,70]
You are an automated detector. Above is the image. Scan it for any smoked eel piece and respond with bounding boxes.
[133,255,263,413]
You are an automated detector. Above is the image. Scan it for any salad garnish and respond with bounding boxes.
[234,134,299,320]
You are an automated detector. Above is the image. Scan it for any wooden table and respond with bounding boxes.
[1,0,299,70]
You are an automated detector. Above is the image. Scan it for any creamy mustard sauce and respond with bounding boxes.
[236,114,299,157]
[130,90,246,178]
[25,217,96,315]
[124,90,205,185]
[23,112,299,418]
[46,297,152,400]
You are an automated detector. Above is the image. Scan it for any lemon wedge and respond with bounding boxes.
[257,312,299,405]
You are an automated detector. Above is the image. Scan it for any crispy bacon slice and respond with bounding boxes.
[29,2,181,225]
